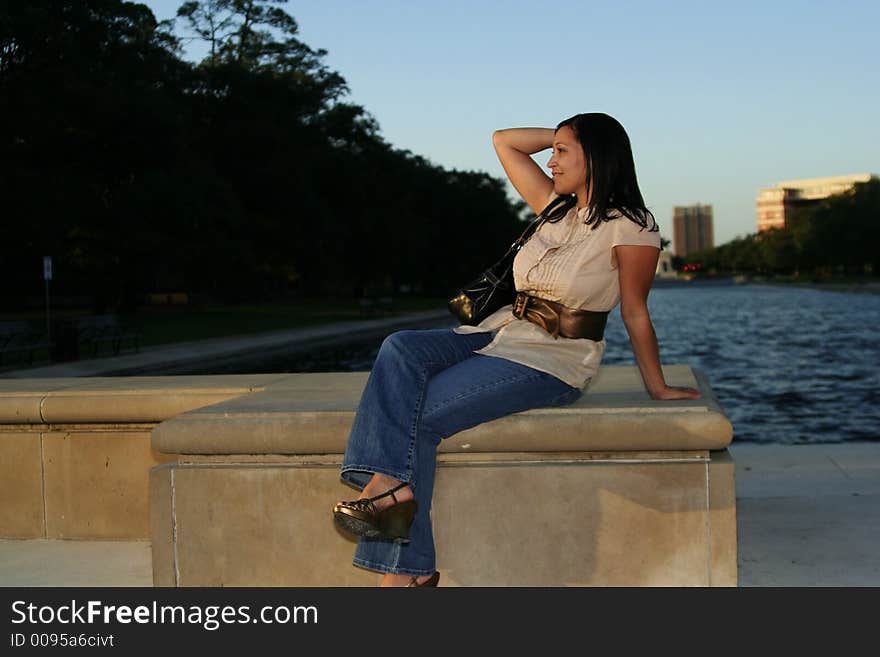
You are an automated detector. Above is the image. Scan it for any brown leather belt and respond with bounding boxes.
[511,292,608,341]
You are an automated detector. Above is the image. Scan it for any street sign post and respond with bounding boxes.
[43,256,52,363]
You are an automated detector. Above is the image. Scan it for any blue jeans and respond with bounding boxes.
[340,328,582,576]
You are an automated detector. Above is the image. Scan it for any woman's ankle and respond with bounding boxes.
[361,474,413,504]
[379,573,432,587]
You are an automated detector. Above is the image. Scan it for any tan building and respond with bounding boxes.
[655,250,677,278]
[756,173,873,232]
[672,204,714,257]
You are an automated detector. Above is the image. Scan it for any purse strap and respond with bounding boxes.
[507,213,549,254]
[498,194,575,265]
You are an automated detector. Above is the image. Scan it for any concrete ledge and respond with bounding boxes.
[0,365,737,582]
[0,379,83,424]
[149,365,736,586]
[0,375,294,539]
[152,365,733,454]
[151,449,736,586]
[0,431,44,538]
[0,374,292,424]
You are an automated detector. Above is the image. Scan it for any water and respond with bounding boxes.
[197,285,880,445]
[604,285,880,445]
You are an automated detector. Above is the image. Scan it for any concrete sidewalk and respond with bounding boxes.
[1,442,877,587]
[1,309,453,378]
[732,442,880,586]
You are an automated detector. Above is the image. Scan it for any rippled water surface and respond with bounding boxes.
[206,285,880,445]
[601,285,880,444]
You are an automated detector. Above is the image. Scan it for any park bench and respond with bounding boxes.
[0,321,53,369]
[149,365,737,587]
[54,314,142,360]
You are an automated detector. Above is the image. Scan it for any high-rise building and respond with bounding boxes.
[756,174,872,232]
[672,204,714,257]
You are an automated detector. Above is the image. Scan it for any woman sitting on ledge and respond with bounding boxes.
[333,112,702,587]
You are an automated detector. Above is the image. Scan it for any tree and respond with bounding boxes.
[174,0,238,65]
[0,0,191,310]
[0,0,525,310]
[176,0,342,82]
[757,227,798,274]
[682,176,880,279]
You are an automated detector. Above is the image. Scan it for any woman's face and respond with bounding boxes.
[547,125,589,199]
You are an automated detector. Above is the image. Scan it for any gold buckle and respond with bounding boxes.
[512,292,530,319]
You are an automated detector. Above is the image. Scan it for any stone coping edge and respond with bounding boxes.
[164,450,714,466]
[151,366,733,454]
[0,374,290,424]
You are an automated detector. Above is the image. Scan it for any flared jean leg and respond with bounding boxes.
[340,329,495,490]
[341,328,582,577]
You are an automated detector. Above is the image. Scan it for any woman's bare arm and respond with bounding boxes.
[493,128,555,214]
[615,245,702,400]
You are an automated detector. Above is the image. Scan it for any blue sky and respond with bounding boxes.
[143,0,879,246]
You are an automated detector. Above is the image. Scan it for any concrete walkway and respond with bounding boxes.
[733,442,880,586]
[1,309,453,378]
[1,442,877,587]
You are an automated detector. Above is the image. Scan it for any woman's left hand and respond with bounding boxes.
[649,385,702,400]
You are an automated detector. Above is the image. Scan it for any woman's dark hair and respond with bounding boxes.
[538,112,658,232]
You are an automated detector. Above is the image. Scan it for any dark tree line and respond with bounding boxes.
[687,178,880,277]
[0,0,525,312]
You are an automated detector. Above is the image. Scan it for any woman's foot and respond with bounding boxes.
[380,571,440,587]
[357,473,414,510]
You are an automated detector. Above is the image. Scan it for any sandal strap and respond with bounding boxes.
[341,481,410,517]
[366,481,409,506]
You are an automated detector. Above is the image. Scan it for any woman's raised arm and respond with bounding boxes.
[492,128,555,215]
